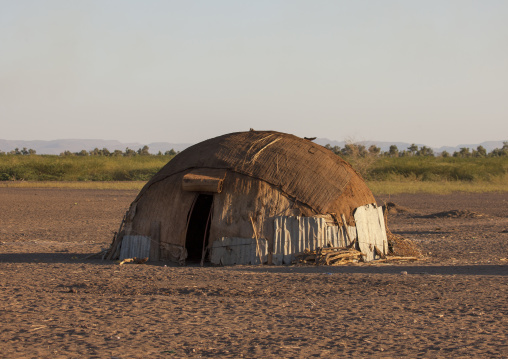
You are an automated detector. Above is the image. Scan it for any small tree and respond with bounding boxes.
[324,144,341,155]
[475,145,487,157]
[387,145,399,157]
[165,149,177,156]
[137,145,150,156]
[368,145,381,156]
[417,146,434,157]
[124,148,137,157]
[408,143,418,156]
[453,147,471,158]
[341,143,356,157]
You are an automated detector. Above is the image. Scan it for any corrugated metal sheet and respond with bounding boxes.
[298,217,327,252]
[272,216,358,265]
[325,225,356,248]
[272,216,297,265]
[210,237,268,265]
[119,235,151,260]
[354,204,388,261]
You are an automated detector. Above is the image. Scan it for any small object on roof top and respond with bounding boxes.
[304,137,317,141]
[250,128,255,131]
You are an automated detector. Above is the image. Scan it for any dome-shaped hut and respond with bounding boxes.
[107,131,387,265]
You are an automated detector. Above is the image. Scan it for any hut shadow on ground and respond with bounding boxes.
[2,253,506,277]
[0,252,112,265]
[223,264,508,276]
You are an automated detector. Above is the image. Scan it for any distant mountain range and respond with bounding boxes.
[0,138,506,155]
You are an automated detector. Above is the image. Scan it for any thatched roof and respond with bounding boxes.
[136,131,374,214]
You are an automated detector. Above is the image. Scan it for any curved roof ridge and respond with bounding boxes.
[136,131,372,213]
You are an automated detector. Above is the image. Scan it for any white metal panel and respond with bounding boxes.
[119,235,151,260]
[210,237,268,265]
[354,204,388,261]
[345,225,358,247]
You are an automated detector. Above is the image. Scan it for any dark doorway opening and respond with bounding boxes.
[185,194,213,262]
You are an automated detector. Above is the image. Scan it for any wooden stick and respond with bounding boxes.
[374,245,386,259]
[341,214,354,248]
[326,253,361,264]
[330,259,359,266]
[119,257,148,265]
[106,211,127,260]
[200,204,213,267]
[250,217,263,265]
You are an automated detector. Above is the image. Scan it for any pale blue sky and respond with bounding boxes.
[1,0,507,146]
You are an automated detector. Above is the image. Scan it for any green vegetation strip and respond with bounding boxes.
[0,181,146,190]
[2,180,507,194]
[0,155,172,181]
[1,154,508,194]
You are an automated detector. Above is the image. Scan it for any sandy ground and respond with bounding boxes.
[0,188,507,358]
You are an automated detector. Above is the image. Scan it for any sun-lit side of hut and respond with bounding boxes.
[107,131,388,265]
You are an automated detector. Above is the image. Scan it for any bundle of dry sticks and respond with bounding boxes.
[295,247,363,265]
[295,246,421,266]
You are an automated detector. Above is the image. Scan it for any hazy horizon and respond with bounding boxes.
[2,1,507,147]
[2,136,507,155]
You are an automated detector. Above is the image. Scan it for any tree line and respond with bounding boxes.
[324,142,508,158]
[3,142,508,158]
[0,146,179,157]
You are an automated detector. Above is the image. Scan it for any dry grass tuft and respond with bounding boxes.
[386,228,424,258]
